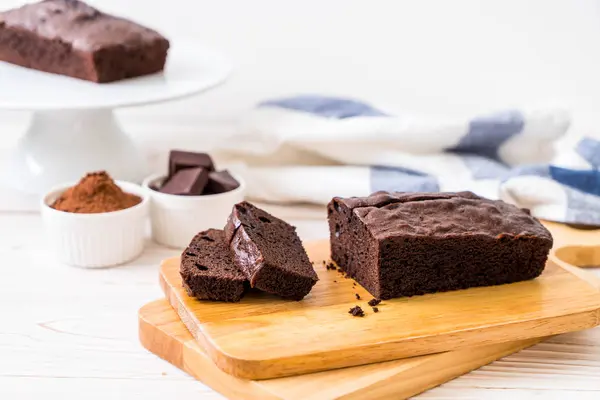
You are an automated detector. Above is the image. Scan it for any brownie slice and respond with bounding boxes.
[224,201,318,300]
[0,0,169,83]
[180,229,248,302]
[328,191,553,300]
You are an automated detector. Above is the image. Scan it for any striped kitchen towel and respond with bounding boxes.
[216,95,600,225]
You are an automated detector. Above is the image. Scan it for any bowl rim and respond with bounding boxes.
[41,180,150,219]
[141,171,246,201]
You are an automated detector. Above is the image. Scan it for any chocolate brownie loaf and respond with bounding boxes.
[0,0,169,83]
[180,229,248,302]
[224,202,318,300]
[328,191,553,300]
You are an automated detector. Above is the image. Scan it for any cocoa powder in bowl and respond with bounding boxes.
[51,171,142,214]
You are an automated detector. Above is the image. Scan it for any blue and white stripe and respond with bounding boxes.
[227,95,597,225]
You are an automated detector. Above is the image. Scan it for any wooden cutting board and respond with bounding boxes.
[159,238,600,380]
[544,220,600,270]
[139,299,543,400]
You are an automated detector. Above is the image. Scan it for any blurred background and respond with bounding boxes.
[1,0,600,156]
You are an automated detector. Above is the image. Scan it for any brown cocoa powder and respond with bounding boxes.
[51,171,141,214]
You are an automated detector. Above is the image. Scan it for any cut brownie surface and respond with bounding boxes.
[224,201,318,300]
[180,229,248,302]
[0,0,169,82]
[328,191,553,300]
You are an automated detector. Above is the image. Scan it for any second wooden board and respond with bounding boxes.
[139,299,542,400]
[160,240,600,380]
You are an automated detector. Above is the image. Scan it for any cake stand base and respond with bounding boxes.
[2,109,147,195]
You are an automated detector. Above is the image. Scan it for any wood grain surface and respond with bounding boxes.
[139,299,543,400]
[2,209,600,398]
[159,239,600,380]
[545,220,600,271]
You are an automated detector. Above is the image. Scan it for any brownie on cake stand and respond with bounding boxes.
[0,41,231,196]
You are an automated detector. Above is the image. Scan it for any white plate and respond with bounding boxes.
[0,40,232,110]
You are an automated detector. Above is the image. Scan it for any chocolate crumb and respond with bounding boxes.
[355,293,361,300]
[348,306,365,317]
[333,280,337,283]
[372,307,379,313]
[325,262,338,271]
[368,298,381,307]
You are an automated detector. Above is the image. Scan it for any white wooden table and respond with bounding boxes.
[1,205,600,400]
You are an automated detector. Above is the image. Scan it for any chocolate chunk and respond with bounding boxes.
[355,293,361,300]
[205,170,240,194]
[372,307,379,313]
[159,167,209,195]
[348,306,365,317]
[169,150,215,177]
[368,298,381,307]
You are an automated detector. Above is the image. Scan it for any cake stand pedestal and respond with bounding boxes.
[6,109,146,194]
[0,41,231,195]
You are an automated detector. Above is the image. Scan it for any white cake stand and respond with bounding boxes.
[0,41,232,195]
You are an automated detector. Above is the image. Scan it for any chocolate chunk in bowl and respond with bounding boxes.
[159,167,209,196]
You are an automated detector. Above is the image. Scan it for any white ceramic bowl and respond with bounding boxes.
[41,181,149,268]
[142,173,246,248]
